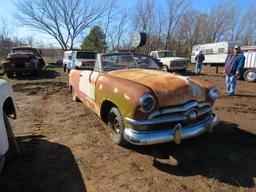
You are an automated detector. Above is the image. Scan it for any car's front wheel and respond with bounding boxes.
[108,107,127,146]
[3,113,20,159]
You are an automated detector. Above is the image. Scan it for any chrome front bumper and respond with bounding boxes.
[124,114,218,145]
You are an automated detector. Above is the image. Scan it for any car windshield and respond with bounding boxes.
[101,53,161,71]
[77,52,96,59]
[157,51,174,58]
[11,48,37,55]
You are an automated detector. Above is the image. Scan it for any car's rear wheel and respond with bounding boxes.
[108,107,127,146]
[3,113,20,159]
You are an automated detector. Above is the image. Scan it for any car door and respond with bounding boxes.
[79,70,100,103]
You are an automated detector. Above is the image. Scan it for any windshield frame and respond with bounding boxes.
[99,52,161,72]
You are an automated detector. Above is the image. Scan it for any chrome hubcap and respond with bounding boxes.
[113,118,120,134]
[247,71,256,81]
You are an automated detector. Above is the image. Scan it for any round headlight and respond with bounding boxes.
[210,87,218,100]
[139,94,155,113]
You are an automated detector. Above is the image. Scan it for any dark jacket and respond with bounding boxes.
[224,52,245,75]
[195,53,205,64]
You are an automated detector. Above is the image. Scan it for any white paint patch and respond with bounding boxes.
[79,71,99,101]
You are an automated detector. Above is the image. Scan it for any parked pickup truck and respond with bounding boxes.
[150,50,189,72]
[0,80,19,172]
[2,46,45,78]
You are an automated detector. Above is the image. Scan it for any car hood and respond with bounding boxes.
[107,69,209,107]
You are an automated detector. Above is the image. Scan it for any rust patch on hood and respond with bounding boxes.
[108,69,207,107]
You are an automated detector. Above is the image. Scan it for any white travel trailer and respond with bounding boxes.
[191,41,244,64]
[243,51,256,82]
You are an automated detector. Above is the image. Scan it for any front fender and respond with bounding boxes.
[96,74,152,127]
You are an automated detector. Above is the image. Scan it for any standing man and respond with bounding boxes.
[195,50,205,75]
[224,45,245,96]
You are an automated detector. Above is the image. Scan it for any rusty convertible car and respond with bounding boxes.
[69,52,218,145]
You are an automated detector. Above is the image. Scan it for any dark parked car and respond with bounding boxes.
[2,47,45,78]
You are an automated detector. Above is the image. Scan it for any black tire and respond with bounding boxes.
[243,69,256,82]
[3,113,20,159]
[72,87,79,102]
[6,72,14,78]
[107,107,127,146]
[30,71,38,76]
[179,68,186,73]
[162,65,169,72]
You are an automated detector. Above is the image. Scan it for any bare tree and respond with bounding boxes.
[155,6,165,49]
[14,0,114,50]
[174,10,210,56]
[164,0,191,50]
[132,0,156,53]
[206,1,236,42]
[109,11,129,50]
[101,0,117,44]
[229,3,256,45]
[0,18,15,58]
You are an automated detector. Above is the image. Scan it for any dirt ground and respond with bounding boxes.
[0,65,256,192]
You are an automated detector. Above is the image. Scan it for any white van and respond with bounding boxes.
[0,80,19,172]
[191,41,244,64]
[63,50,96,73]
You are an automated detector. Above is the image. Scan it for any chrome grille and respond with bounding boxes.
[146,101,212,131]
[171,60,187,67]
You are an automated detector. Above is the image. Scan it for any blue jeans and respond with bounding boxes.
[195,63,202,75]
[225,75,237,95]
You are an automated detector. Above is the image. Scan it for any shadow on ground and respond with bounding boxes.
[0,135,86,192]
[128,121,256,188]
[1,69,61,81]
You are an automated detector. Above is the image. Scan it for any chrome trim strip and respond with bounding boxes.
[124,114,218,145]
[149,101,200,119]
[125,115,187,126]
[126,107,212,126]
